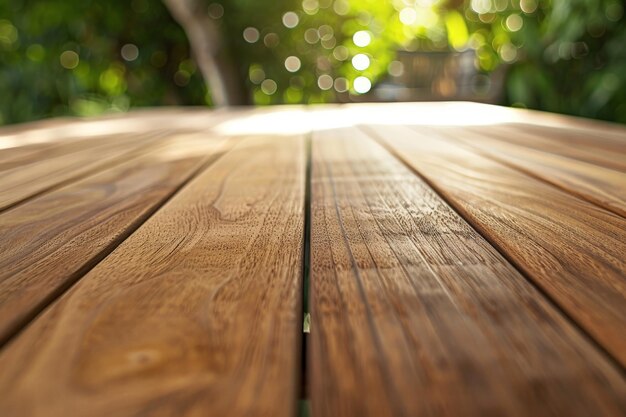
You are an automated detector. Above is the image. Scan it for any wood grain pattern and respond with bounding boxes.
[0,133,228,344]
[367,123,626,367]
[309,126,626,417]
[424,125,626,218]
[0,134,306,417]
[0,131,166,211]
[507,122,626,150]
[1,104,625,417]
[464,124,626,172]
[0,131,180,172]
[0,140,82,172]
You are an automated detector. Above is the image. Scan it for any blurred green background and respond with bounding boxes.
[1,0,624,125]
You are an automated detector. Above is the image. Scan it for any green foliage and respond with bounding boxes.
[219,0,402,103]
[0,0,207,125]
[494,0,626,123]
[1,0,625,125]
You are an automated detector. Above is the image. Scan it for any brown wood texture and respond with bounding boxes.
[424,125,626,217]
[0,131,169,211]
[367,123,626,367]
[0,134,306,417]
[0,132,163,172]
[0,133,228,345]
[507,122,626,150]
[309,126,626,417]
[464,124,626,172]
[0,140,85,171]
[1,104,625,416]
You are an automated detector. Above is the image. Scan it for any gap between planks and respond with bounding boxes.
[300,133,313,393]
[298,133,313,417]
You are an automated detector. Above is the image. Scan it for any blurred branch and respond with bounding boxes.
[162,0,248,106]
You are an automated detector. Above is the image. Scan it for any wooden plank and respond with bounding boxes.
[0,131,180,172]
[309,127,626,417]
[0,116,76,138]
[0,133,228,344]
[0,134,306,417]
[0,141,76,171]
[463,124,626,172]
[0,131,168,211]
[0,107,253,175]
[367,123,626,367]
[0,107,243,154]
[423,125,626,218]
[506,122,626,150]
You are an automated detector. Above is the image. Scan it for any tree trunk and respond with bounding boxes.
[162,0,249,106]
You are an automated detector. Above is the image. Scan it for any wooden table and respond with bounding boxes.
[0,102,625,417]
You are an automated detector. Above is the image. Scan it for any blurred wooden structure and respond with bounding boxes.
[0,103,625,416]
[375,50,506,103]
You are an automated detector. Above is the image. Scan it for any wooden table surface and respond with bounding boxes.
[0,102,624,417]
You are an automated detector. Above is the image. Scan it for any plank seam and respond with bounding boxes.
[359,123,626,376]
[0,141,233,349]
[0,131,170,215]
[412,125,626,220]
[467,127,626,174]
[299,132,312,416]
[470,148,626,220]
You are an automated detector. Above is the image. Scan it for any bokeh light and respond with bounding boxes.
[334,77,348,93]
[353,31,371,47]
[333,0,349,15]
[261,79,277,95]
[332,46,349,61]
[208,3,224,19]
[505,15,523,32]
[243,27,260,43]
[302,0,319,15]
[121,44,139,62]
[499,43,517,62]
[282,12,299,28]
[520,0,538,14]
[1,0,625,125]
[304,28,319,44]
[264,33,280,48]
[59,51,79,69]
[318,74,333,90]
[388,61,404,77]
[351,54,370,71]
[249,66,265,84]
[399,8,417,25]
[353,76,371,94]
[285,56,301,72]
